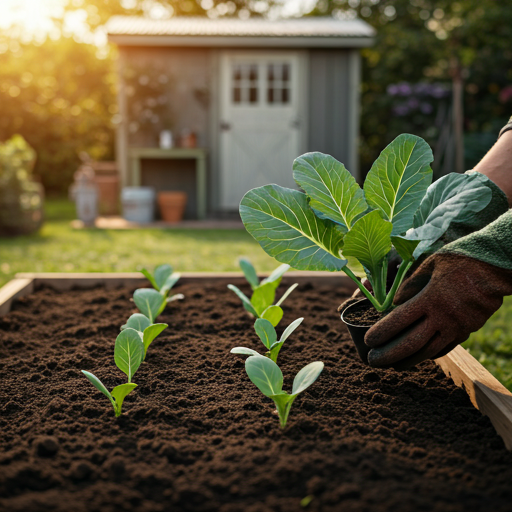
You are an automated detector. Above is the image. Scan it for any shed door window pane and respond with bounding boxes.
[267,63,290,105]
[232,64,259,105]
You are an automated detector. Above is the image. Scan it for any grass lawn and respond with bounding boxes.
[0,199,278,287]
[1,200,511,390]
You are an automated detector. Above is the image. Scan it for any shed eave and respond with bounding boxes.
[107,34,375,48]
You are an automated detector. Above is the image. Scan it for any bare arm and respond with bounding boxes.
[474,129,512,206]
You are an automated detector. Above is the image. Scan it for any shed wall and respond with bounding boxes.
[308,49,359,177]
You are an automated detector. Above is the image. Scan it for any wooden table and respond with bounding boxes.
[129,147,207,220]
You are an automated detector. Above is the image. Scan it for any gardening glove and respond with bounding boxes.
[365,210,512,370]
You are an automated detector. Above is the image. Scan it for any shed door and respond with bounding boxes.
[220,52,302,210]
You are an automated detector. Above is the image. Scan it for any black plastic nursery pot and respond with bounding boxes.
[340,298,376,364]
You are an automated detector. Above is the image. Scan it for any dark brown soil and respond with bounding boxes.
[1,278,512,512]
[343,299,384,326]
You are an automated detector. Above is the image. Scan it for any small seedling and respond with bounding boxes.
[231,317,304,363]
[114,327,145,382]
[81,371,137,417]
[244,355,324,428]
[141,264,184,315]
[133,288,166,323]
[228,258,298,326]
[121,313,168,359]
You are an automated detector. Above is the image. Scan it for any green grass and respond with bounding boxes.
[1,199,511,390]
[463,296,512,391]
[0,199,278,288]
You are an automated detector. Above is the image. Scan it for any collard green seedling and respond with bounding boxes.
[114,327,144,382]
[141,264,184,315]
[228,258,298,326]
[121,313,168,359]
[81,371,137,417]
[133,288,166,323]
[231,317,304,363]
[240,134,495,312]
[244,355,324,428]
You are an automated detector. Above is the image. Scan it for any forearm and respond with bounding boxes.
[474,128,512,206]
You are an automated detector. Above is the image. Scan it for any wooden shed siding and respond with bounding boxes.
[308,49,355,176]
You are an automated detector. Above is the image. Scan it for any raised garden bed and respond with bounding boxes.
[1,273,512,512]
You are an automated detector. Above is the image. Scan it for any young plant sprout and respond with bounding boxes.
[240,134,498,313]
[141,264,184,315]
[121,313,168,360]
[228,258,298,326]
[231,317,304,363]
[81,328,144,417]
[244,355,324,428]
[81,371,137,418]
[133,288,165,323]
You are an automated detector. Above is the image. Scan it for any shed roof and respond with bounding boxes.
[106,16,375,48]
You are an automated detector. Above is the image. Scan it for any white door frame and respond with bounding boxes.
[219,49,309,210]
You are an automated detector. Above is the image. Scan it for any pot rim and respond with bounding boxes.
[340,298,375,328]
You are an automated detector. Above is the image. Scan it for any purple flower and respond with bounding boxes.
[420,102,433,114]
[393,104,410,116]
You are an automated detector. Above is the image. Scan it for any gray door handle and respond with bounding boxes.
[220,121,231,131]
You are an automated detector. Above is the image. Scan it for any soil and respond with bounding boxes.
[1,278,512,512]
[342,299,384,326]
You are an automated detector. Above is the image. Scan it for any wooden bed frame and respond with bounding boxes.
[2,271,512,450]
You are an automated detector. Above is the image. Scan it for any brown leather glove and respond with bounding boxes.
[364,253,512,370]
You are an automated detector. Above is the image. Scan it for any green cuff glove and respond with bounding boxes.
[439,209,512,270]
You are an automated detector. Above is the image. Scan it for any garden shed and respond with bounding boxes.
[107,16,375,219]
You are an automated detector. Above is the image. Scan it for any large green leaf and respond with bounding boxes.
[240,185,347,272]
[364,134,433,235]
[114,328,144,382]
[142,323,168,357]
[245,355,283,397]
[227,284,258,316]
[239,258,260,289]
[154,264,173,291]
[293,152,368,230]
[121,313,151,332]
[133,288,165,323]
[291,361,324,396]
[254,318,277,349]
[407,172,493,258]
[342,210,393,279]
[251,282,277,315]
[261,305,283,327]
[111,383,137,417]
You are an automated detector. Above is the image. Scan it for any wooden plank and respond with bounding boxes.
[15,271,357,290]
[0,278,34,316]
[436,345,512,450]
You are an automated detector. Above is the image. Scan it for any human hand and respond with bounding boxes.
[364,253,512,370]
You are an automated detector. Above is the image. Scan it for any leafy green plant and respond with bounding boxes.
[228,259,298,326]
[240,134,495,312]
[141,264,184,315]
[133,288,165,323]
[81,328,144,416]
[81,371,137,418]
[244,355,324,428]
[231,317,304,363]
[121,313,168,359]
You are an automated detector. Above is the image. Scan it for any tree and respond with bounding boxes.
[308,0,512,176]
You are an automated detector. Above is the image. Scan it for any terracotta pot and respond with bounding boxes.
[94,175,119,216]
[158,191,187,223]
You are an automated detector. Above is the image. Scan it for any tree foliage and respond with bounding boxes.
[308,0,512,175]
